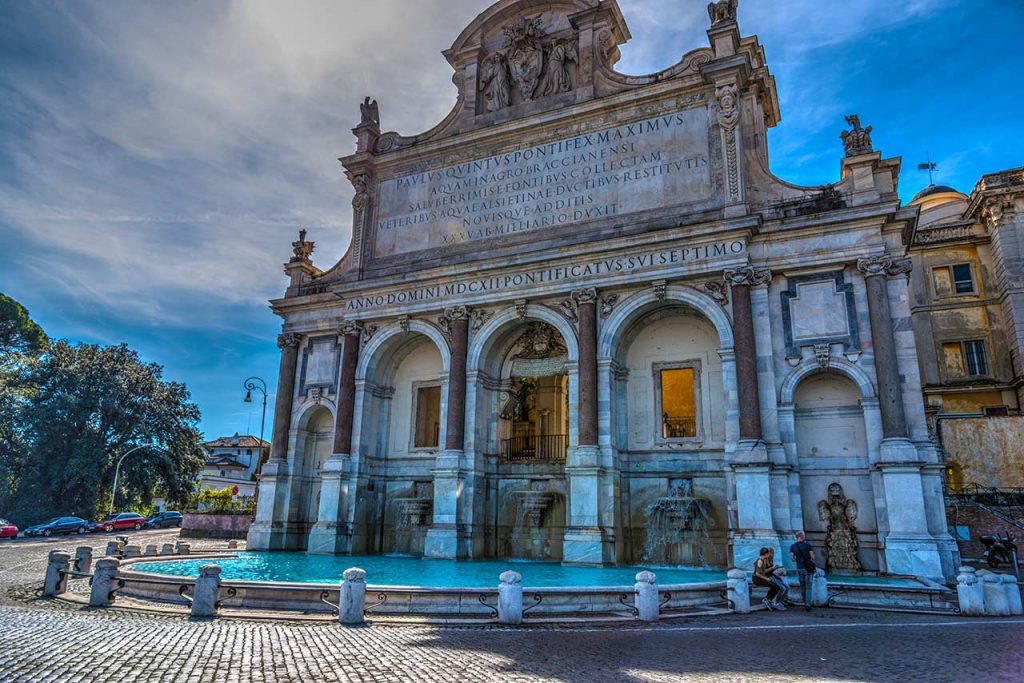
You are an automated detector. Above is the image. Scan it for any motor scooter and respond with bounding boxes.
[980,532,1018,568]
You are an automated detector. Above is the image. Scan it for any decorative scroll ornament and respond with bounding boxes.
[817,483,863,572]
[652,280,668,301]
[707,0,738,25]
[290,229,314,263]
[277,332,302,350]
[703,280,729,306]
[856,255,912,279]
[814,343,831,369]
[723,267,771,287]
[503,16,546,101]
[515,299,529,320]
[338,320,364,338]
[479,52,511,113]
[398,315,410,334]
[359,97,380,128]
[470,308,493,333]
[840,114,873,157]
[600,294,620,317]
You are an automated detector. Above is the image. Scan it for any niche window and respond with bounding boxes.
[932,263,976,297]
[412,384,441,449]
[941,340,989,378]
[654,363,701,442]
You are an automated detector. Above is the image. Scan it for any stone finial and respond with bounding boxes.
[342,567,367,582]
[290,229,315,263]
[635,570,657,584]
[840,114,873,157]
[359,97,380,128]
[708,0,738,26]
[499,570,522,585]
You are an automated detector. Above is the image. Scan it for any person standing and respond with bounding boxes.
[790,531,817,611]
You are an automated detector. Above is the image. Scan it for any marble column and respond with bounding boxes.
[310,321,362,555]
[857,257,909,440]
[425,307,471,559]
[247,332,303,551]
[723,267,778,569]
[858,255,943,581]
[564,288,612,565]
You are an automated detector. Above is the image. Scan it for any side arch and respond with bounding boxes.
[467,303,579,373]
[779,358,876,404]
[598,285,735,359]
[356,319,451,382]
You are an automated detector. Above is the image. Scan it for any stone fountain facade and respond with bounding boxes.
[247,0,958,581]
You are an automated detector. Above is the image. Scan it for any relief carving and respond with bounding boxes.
[512,322,568,360]
[515,299,529,320]
[724,267,771,287]
[840,114,873,157]
[479,52,512,113]
[600,294,620,317]
[538,39,578,97]
[470,308,493,333]
[652,280,668,301]
[504,16,546,101]
[856,255,912,279]
[814,343,831,369]
[703,280,729,305]
[398,315,410,334]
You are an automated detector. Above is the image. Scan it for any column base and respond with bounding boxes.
[879,437,919,463]
[562,527,615,565]
[884,535,946,582]
[307,522,353,555]
[423,525,470,559]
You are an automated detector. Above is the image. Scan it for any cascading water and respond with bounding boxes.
[391,482,433,555]
[642,478,715,566]
[508,480,559,559]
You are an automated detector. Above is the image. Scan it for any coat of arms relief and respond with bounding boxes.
[478,15,579,114]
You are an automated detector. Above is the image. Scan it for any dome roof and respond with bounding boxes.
[910,184,964,204]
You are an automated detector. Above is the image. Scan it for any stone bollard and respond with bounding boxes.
[191,565,222,618]
[956,566,985,616]
[980,571,1011,616]
[144,544,159,557]
[175,541,191,555]
[338,567,367,625]
[726,568,751,614]
[43,551,71,597]
[811,568,829,607]
[227,540,238,550]
[74,546,93,576]
[89,558,120,607]
[999,574,1023,616]
[634,570,660,622]
[160,543,175,556]
[105,541,120,557]
[121,545,142,558]
[498,570,523,625]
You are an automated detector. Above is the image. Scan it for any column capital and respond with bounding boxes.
[571,287,599,305]
[724,266,771,288]
[337,319,364,338]
[276,332,303,350]
[442,305,472,322]
[856,254,912,279]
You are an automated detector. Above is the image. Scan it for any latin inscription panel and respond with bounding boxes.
[373,106,712,258]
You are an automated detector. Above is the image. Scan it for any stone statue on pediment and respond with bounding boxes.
[359,97,379,128]
[708,0,738,26]
[503,15,547,101]
[479,51,512,113]
[539,39,578,97]
[840,114,873,156]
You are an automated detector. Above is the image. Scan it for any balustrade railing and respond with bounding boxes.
[500,434,567,461]
[662,417,697,439]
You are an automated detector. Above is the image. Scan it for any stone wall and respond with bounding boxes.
[182,513,252,540]
[942,416,1024,487]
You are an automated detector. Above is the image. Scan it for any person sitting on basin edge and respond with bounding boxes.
[753,546,789,611]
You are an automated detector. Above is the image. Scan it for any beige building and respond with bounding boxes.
[199,434,270,498]
[906,169,1024,490]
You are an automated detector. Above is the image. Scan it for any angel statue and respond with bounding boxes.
[817,482,863,572]
[539,39,578,97]
[479,52,511,113]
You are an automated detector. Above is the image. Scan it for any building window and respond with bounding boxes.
[932,264,975,297]
[413,384,441,449]
[941,340,989,378]
[654,362,701,442]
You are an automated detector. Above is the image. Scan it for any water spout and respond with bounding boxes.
[642,479,715,567]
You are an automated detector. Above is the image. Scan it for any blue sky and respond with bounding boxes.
[1,0,1021,441]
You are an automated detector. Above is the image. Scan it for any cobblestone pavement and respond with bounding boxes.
[2,534,1023,682]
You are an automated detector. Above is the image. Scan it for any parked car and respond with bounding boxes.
[0,519,18,539]
[90,512,146,533]
[24,516,90,537]
[145,511,183,529]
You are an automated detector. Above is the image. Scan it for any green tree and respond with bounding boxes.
[11,341,205,525]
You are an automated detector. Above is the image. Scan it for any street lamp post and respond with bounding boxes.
[243,377,269,464]
[109,445,167,516]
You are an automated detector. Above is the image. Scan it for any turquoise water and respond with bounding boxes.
[134,552,725,588]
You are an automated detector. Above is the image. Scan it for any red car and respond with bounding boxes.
[0,519,17,539]
[91,512,146,532]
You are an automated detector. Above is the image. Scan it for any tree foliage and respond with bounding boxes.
[0,294,204,526]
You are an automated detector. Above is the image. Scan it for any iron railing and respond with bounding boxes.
[500,434,568,462]
[946,483,1024,507]
[662,417,697,438]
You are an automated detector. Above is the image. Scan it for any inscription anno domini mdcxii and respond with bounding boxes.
[373,106,711,258]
